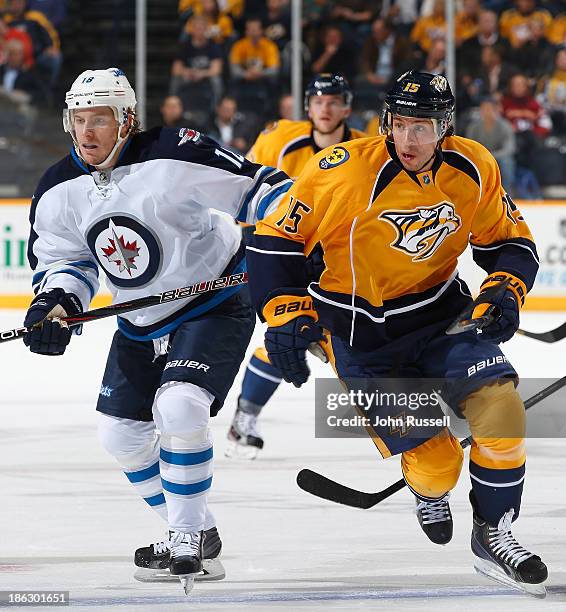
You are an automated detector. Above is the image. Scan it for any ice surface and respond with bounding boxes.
[1,310,565,611]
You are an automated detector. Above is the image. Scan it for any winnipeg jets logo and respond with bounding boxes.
[380,202,461,262]
[101,219,140,276]
[87,215,162,288]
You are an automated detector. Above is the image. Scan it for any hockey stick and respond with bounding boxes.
[0,271,248,344]
[516,322,566,343]
[296,375,566,509]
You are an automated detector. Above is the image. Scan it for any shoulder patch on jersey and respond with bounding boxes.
[319,146,350,170]
[261,121,278,135]
[178,128,201,146]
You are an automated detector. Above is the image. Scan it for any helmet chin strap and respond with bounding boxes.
[94,125,129,170]
[70,110,132,170]
[414,151,436,173]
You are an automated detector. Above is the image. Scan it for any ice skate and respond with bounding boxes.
[134,526,224,582]
[415,493,453,545]
[472,508,548,598]
[168,530,203,595]
[225,399,264,459]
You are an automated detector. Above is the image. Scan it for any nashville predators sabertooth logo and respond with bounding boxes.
[380,202,461,262]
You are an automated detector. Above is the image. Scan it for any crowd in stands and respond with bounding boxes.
[0,0,564,196]
[168,0,565,196]
[0,0,63,106]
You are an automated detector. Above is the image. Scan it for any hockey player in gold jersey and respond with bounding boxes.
[226,74,366,458]
[247,75,366,179]
[246,71,548,596]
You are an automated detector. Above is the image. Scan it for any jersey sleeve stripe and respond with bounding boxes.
[246,246,304,256]
[471,238,539,264]
[67,259,100,276]
[236,166,276,223]
[471,237,539,290]
[262,169,291,186]
[249,234,305,253]
[256,182,292,221]
[40,269,96,299]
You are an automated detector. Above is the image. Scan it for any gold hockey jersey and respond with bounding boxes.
[248,119,366,178]
[247,135,538,350]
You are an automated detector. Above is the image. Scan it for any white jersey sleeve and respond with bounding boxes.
[29,161,100,309]
[156,128,292,223]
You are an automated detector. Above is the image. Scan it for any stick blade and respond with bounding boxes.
[516,322,566,343]
[296,469,378,509]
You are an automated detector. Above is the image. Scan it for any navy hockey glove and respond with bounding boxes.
[23,288,83,355]
[472,273,526,344]
[263,295,325,388]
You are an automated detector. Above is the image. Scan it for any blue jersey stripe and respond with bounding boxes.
[125,461,160,483]
[46,269,96,299]
[32,270,47,286]
[144,492,166,507]
[236,166,275,223]
[160,447,213,466]
[162,476,213,496]
[68,260,99,276]
[256,182,292,221]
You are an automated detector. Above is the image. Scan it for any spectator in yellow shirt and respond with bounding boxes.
[455,0,481,46]
[548,13,566,47]
[499,0,552,49]
[229,18,280,79]
[184,0,234,45]
[179,0,243,21]
[229,17,280,116]
[410,0,446,53]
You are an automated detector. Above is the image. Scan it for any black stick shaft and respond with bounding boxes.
[297,375,566,508]
[0,271,248,344]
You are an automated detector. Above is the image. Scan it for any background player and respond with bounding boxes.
[246,70,548,596]
[226,73,366,458]
[24,67,291,594]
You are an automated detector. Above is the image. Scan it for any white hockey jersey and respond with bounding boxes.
[28,127,292,340]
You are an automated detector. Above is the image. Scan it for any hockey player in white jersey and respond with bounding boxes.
[24,68,291,594]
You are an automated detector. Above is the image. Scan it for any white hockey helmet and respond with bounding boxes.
[63,67,137,168]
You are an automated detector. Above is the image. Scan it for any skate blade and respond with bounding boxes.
[179,574,196,595]
[134,558,225,583]
[134,567,177,583]
[224,440,259,460]
[199,558,226,581]
[474,558,547,599]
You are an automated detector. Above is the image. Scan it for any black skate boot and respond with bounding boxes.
[134,526,225,582]
[472,505,548,598]
[225,396,264,459]
[169,530,203,594]
[415,493,453,545]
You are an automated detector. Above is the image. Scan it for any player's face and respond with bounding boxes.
[73,107,120,166]
[392,115,438,172]
[308,94,350,135]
